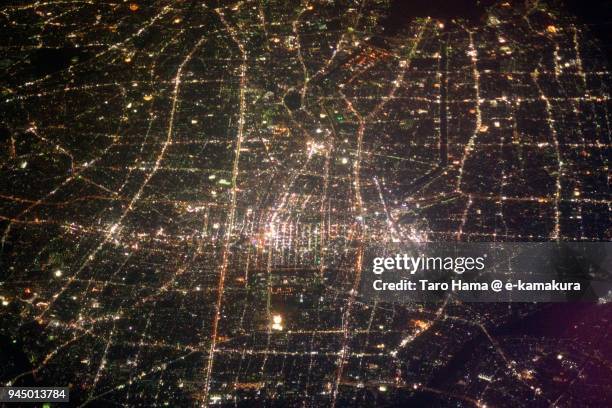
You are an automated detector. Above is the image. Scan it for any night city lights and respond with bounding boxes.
[0,1,610,407]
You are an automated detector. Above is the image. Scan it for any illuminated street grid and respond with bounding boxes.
[0,1,610,407]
